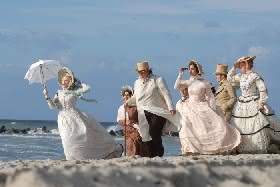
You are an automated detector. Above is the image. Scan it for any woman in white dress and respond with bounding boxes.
[43,67,123,160]
[174,60,241,155]
[228,56,280,153]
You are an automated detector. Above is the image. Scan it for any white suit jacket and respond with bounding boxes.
[127,74,180,141]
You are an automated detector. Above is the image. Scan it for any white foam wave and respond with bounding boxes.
[106,124,123,132]
[27,128,59,135]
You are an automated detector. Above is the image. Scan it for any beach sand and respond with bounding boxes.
[0,154,280,187]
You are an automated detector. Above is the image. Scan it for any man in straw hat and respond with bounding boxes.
[125,61,179,157]
[214,64,237,122]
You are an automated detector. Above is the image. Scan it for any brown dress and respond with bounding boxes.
[123,106,149,157]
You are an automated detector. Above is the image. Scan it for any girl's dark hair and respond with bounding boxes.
[189,62,199,74]
[122,90,133,96]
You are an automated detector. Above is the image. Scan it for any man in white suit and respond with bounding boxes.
[126,61,178,157]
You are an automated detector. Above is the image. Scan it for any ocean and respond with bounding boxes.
[0,119,181,160]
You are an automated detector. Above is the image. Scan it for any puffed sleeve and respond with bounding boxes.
[71,82,91,97]
[256,78,268,104]
[81,83,90,93]
[47,92,61,110]
[157,77,174,110]
[117,105,125,122]
[174,71,188,90]
[227,67,241,88]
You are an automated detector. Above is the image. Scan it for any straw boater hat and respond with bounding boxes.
[234,56,256,69]
[134,61,152,72]
[120,85,133,96]
[215,64,228,75]
[58,67,74,88]
[188,60,204,74]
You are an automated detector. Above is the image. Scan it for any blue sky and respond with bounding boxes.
[0,0,279,121]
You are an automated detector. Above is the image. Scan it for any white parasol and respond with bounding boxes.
[24,59,63,86]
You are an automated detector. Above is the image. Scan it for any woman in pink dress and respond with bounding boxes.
[174,60,241,155]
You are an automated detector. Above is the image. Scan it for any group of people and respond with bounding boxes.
[43,55,280,160]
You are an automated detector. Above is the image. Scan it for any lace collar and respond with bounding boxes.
[190,74,205,81]
[240,71,261,90]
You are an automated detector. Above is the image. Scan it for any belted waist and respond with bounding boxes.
[61,106,76,111]
[238,96,259,103]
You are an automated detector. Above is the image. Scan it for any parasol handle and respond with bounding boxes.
[43,83,49,99]
[124,104,127,156]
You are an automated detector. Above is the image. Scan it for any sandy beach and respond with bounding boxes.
[0,154,279,187]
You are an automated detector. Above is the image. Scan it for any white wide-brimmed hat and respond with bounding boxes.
[134,61,152,72]
[234,56,256,69]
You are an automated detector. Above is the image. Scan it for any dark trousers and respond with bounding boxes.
[144,110,166,157]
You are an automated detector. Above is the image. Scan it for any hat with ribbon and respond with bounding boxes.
[188,60,204,75]
[134,61,153,72]
[234,56,256,69]
[214,64,228,75]
[58,67,75,89]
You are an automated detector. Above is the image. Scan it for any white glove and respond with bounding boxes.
[43,88,49,99]
[132,124,140,130]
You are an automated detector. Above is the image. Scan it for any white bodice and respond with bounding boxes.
[188,79,208,103]
[228,68,268,103]
[239,73,261,97]
[174,73,216,110]
[47,83,91,110]
[54,91,78,111]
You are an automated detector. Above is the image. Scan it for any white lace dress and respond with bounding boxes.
[174,73,241,154]
[47,83,122,160]
[228,68,280,153]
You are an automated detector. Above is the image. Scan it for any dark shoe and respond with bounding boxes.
[118,143,124,157]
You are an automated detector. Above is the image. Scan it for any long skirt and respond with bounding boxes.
[180,100,241,154]
[123,125,149,157]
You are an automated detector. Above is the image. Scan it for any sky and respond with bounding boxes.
[0,0,279,122]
